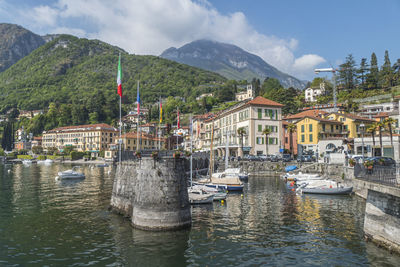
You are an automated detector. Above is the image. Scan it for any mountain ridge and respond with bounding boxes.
[160,39,307,89]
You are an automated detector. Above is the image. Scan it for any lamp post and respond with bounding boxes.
[360,123,365,162]
[314,68,337,112]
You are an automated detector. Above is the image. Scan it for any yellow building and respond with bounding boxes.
[42,123,118,155]
[296,116,345,151]
[324,112,375,138]
[119,132,165,151]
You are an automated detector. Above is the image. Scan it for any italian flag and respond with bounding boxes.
[117,54,122,97]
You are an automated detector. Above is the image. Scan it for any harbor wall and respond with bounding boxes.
[364,189,400,254]
[111,157,191,231]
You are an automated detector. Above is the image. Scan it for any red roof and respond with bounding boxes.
[373,112,389,118]
[47,123,117,133]
[285,110,328,120]
[246,96,283,107]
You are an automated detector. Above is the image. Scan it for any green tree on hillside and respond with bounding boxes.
[338,54,357,90]
[367,52,379,89]
[380,50,394,88]
[357,58,369,88]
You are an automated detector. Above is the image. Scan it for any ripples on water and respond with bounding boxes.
[0,163,399,266]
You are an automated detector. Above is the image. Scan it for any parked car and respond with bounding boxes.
[282,154,292,162]
[297,155,313,162]
[367,157,396,167]
[270,155,280,162]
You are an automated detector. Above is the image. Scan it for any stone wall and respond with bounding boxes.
[111,157,191,231]
[364,189,400,254]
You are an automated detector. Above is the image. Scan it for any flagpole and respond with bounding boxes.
[117,53,122,165]
[136,80,140,152]
[119,91,121,165]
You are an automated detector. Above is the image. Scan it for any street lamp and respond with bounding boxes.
[314,68,337,113]
[360,123,365,162]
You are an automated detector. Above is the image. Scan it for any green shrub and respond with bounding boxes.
[0,148,4,156]
[70,151,85,160]
[17,155,33,160]
[7,152,16,159]
[37,155,46,160]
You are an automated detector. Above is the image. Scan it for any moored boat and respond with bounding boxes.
[191,184,227,200]
[188,188,214,204]
[300,186,353,195]
[57,167,85,180]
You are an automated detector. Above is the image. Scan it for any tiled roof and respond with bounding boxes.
[373,112,389,118]
[246,96,283,107]
[47,123,117,133]
[328,112,375,122]
[296,116,343,124]
[285,110,328,120]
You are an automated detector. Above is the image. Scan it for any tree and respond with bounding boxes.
[380,50,394,88]
[237,127,246,156]
[287,123,296,158]
[367,52,379,89]
[1,122,13,151]
[383,117,395,149]
[262,128,272,155]
[366,124,377,156]
[357,58,369,88]
[260,78,283,95]
[338,54,357,90]
[32,146,43,155]
[251,78,261,96]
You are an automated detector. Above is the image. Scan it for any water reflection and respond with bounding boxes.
[0,164,399,266]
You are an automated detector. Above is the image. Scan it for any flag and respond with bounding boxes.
[159,99,163,123]
[117,54,122,97]
[137,81,140,116]
[177,108,180,129]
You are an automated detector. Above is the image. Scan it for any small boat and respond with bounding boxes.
[96,163,109,167]
[301,186,353,195]
[22,159,34,165]
[191,185,227,200]
[188,188,214,204]
[224,168,249,181]
[57,167,85,180]
[38,159,54,165]
[283,172,322,182]
[285,165,297,172]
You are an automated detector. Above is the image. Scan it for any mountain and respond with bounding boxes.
[0,34,226,112]
[160,39,307,89]
[0,23,46,73]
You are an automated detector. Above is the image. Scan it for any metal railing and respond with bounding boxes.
[354,163,399,187]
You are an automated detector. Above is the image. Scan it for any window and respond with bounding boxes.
[331,125,334,132]
[301,134,305,142]
[309,124,313,132]
[336,125,339,130]
[345,125,348,131]
[309,134,313,142]
[285,137,288,144]
[301,125,305,133]
[258,108,262,119]
[258,125,262,132]
[322,124,325,132]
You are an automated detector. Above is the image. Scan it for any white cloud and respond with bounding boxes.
[10,0,325,79]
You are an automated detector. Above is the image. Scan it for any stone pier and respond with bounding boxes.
[111,157,191,231]
[364,189,400,254]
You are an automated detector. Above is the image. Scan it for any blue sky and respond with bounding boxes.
[0,0,399,81]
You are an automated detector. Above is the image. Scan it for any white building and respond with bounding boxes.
[304,83,325,102]
[360,101,398,118]
[354,135,399,160]
[235,84,254,101]
[200,96,283,157]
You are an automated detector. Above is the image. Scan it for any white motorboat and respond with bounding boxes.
[191,185,227,201]
[38,159,54,165]
[283,172,322,181]
[224,168,249,181]
[22,159,34,165]
[188,188,214,204]
[57,167,85,180]
[296,179,353,195]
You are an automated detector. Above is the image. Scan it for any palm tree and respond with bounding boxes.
[287,123,296,158]
[377,121,385,156]
[366,124,377,156]
[262,127,272,155]
[383,117,395,148]
[237,127,246,157]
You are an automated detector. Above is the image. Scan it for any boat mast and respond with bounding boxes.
[190,116,193,188]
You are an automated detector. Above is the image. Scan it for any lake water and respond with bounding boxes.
[0,163,399,266]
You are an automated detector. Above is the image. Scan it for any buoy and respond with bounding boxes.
[221,200,224,205]
[292,188,295,191]
[7,170,11,173]
[241,194,243,198]
[330,185,332,188]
